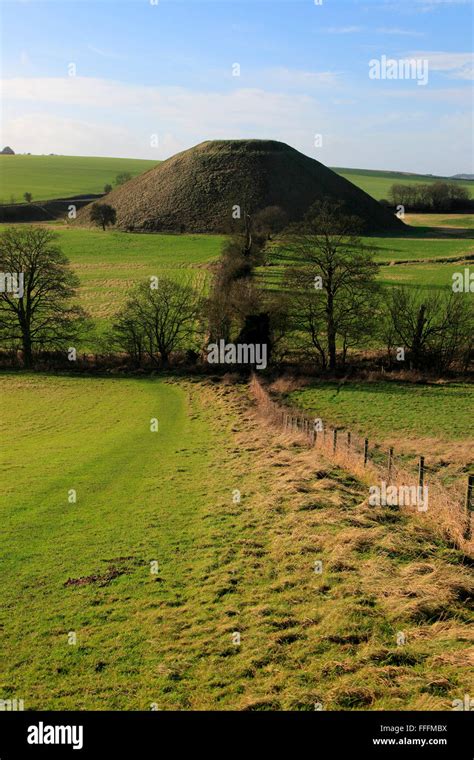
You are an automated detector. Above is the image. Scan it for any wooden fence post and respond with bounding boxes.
[388,447,394,483]
[466,474,474,513]
[347,431,351,450]
[464,474,474,540]
[418,456,425,491]
[333,429,337,453]
[364,438,369,467]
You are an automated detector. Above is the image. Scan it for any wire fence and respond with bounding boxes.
[250,374,473,553]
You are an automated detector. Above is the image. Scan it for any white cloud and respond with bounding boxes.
[86,45,126,61]
[1,75,472,174]
[259,67,340,89]
[376,28,425,36]
[325,26,364,34]
[410,51,474,80]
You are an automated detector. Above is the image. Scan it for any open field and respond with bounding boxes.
[377,261,470,290]
[0,155,157,203]
[260,221,473,295]
[37,227,224,343]
[406,214,474,230]
[1,372,473,710]
[333,168,474,201]
[0,218,469,349]
[287,380,473,450]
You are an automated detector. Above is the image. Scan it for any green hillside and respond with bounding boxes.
[0,155,157,203]
[332,167,474,201]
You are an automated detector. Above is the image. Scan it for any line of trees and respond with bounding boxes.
[280,202,472,372]
[386,181,472,213]
[0,210,472,373]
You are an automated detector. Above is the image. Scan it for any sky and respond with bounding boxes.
[0,0,473,175]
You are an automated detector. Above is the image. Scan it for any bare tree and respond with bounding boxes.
[283,201,379,370]
[0,226,88,367]
[110,301,146,367]
[253,206,289,240]
[382,286,473,371]
[112,277,203,367]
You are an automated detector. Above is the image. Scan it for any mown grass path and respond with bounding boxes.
[1,374,472,710]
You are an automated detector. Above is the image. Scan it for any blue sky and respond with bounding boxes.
[1,0,472,174]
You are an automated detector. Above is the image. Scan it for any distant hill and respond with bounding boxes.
[1,146,15,155]
[332,167,474,201]
[78,139,403,234]
[451,173,474,181]
[0,154,157,203]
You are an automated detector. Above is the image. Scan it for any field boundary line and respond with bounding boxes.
[249,374,473,556]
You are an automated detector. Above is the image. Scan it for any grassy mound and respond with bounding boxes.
[77,140,403,234]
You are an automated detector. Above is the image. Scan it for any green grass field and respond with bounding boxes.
[1,373,472,710]
[377,261,470,289]
[0,373,246,708]
[333,167,474,201]
[406,213,474,230]
[0,155,157,203]
[1,215,470,350]
[46,220,470,348]
[288,381,473,444]
[41,227,224,344]
[260,221,473,295]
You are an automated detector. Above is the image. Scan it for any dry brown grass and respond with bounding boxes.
[250,375,473,557]
[214,376,474,709]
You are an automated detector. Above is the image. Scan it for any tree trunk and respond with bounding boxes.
[412,304,426,369]
[22,333,33,368]
[326,291,337,371]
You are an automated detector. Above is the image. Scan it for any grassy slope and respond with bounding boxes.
[43,228,224,343]
[378,261,469,289]
[0,155,157,202]
[333,168,474,201]
[1,373,472,710]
